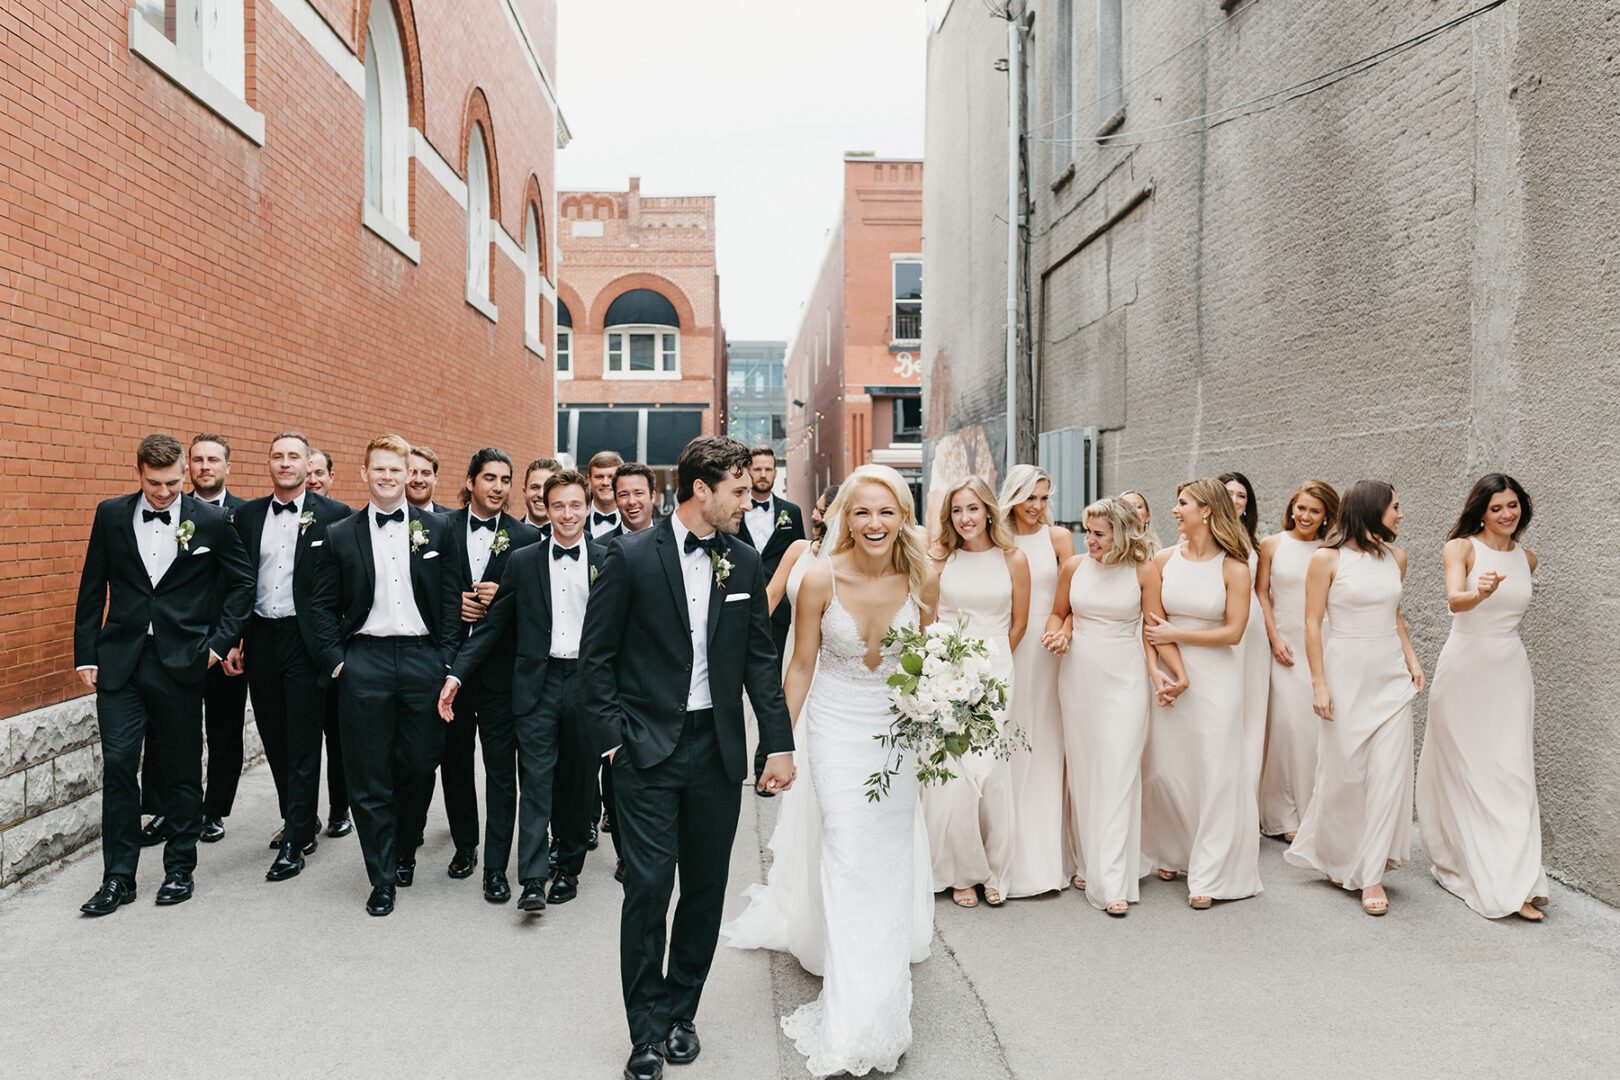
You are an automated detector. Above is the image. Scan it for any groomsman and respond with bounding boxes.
[428,448,540,889]
[522,457,559,535]
[306,448,334,498]
[309,435,457,917]
[74,434,254,914]
[140,433,249,845]
[440,469,605,911]
[305,447,352,837]
[611,462,659,538]
[234,433,353,881]
[586,450,624,537]
[735,445,805,791]
[406,446,454,514]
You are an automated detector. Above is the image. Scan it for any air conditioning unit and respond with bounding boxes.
[1037,426,1102,524]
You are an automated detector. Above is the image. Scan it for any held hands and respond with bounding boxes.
[437,678,459,723]
[757,755,796,795]
[1143,612,1180,646]
[1151,666,1188,708]
[1313,683,1334,722]
[1408,662,1427,694]
[1268,632,1294,667]
[1040,629,1071,655]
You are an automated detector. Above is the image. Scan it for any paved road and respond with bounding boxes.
[4,759,1619,1079]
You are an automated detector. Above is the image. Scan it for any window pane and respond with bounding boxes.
[661,333,677,370]
[893,397,922,442]
[557,329,571,372]
[577,410,639,465]
[646,411,703,466]
[895,301,921,342]
[608,333,623,370]
[557,410,571,455]
[630,333,657,372]
[893,261,922,301]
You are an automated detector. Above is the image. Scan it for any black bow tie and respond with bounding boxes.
[469,516,497,532]
[752,499,772,511]
[593,512,616,525]
[142,509,171,524]
[552,543,581,561]
[271,500,298,515]
[375,509,405,528]
[684,532,722,557]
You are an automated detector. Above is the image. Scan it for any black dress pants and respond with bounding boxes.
[322,683,348,819]
[336,636,446,888]
[244,615,325,849]
[141,661,247,819]
[461,684,517,875]
[102,641,204,881]
[544,661,597,877]
[433,681,483,854]
[614,711,741,1047]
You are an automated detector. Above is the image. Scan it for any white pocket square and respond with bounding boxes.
[192,546,211,555]
[423,550,439,560]
[310,539,323,547]
[724,592,750,603]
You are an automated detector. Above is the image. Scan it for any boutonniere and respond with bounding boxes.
[590,564,599,586]
[176,520,195,551]
[409,519,428,553]
[298,510,316,535]
[711,550,733,590]
[491,529,510,556]
[775,508,792,529]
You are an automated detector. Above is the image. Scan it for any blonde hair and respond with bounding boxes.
[935,475,1015,559]
[1083,497,1153,565]
[1175,478,1252,562]
[998,464,1053,527]
[366,434,413,466]
[1120,489,1162,554]
[827,464,931,606]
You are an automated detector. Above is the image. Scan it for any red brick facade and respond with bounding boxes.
[0,0,562,719]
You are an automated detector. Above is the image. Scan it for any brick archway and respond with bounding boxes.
[590,273,698,332]
[459,86,501,231]
[355,0,425,132]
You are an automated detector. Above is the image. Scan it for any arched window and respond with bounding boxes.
[465,122,495,314]
[603,288,680,379]
[364,1,415,259]
[556,299,573,377]
[524,204,542,348]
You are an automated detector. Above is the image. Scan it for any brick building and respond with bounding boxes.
[784,155,924,509]
[554,178,727,511]
[0,0,564,884]
[923,0,1620,904]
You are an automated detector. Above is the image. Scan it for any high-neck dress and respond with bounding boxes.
[1258,534,1324,836]
[1005,527,1067,897]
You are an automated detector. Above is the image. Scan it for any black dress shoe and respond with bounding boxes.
[155,871,194,906]
[300,836,319,857]
[483,871,511,904]
[447,847,478,879]
[139,816,170,847]
[663,1020,700,1065]
[516,879,547,912]
[614,859,626,884]
[547,872,578,905]
[587,822,600,850]
[624,1043,664,1080]
[198,817,225,843]
[266,842,305,882]
[326,815,353,838]
[395,860,416,887]
[269,828,283,850]
[80,878,136,916]
[366,885,395,916]
[600,810,615,834]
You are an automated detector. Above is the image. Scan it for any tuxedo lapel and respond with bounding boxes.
[354,509,377,599]
[536,537,554,618]
[655,518,691,635]
[481,512,520,582]
[407,506,436,617]
[705,539,728,647]
[115,494,145,592]
[241,499,268,568]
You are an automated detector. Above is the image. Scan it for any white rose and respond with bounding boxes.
[922,655,948,677]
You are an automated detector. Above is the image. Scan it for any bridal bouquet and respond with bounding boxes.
[865,617,1018,802]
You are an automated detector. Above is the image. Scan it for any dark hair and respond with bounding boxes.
[1217,471,1258,544]
[675,436,751,503]
[136,433,184,470]
[190,432,231,460]
[311,449,333,472]
[748,445,777,462]
[587,450,624,473]
[542,468,590,507]
[1449,473,1533,542]
[525,457,561,485]
[461,447,514,507]
[1327,479,1398,556]
[614,461,657,495]
[813,483,841,540]
[409,446,439,472]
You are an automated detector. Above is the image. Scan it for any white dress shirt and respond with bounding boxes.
[356,505,430,638]
[254,491,304,618]
[589,505,620,538]
[668,514,716,712]
[548,537,590,659]
[743,494,776,550]
[466,512,499,582]
[134,495,179,637]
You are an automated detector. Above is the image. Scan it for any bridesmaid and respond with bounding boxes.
[1140,478,1262,908]
[1220,470,1270,798]
[1000,465,1074,897]
[1256,480,1340,840]
[1417,474,1549,922]
[1285,480,1425,916]
[766,483,840,620]
[1042,497,1185,915]
[923,477,1031,908]
[1120,489,1162,554]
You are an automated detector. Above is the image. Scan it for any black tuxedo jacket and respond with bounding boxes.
[73,493,254,690]
[736,496,806,636]
[233,491,353,678]
[440,508,542,694]
[450,535,607,715]
[579,516,794,781]
[308,504,457,675]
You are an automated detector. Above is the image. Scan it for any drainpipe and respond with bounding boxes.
[1004,7,1024,474]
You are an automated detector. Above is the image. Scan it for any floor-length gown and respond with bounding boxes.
[1140,546,1262,900]
[923,547,1017,898]
[1006,527,1066,896]
[1061,556,1150,909]
[1258,534,1323,836]
[780,576,927,1077]
[1416,539,1549,918]
[1285,549,1415,888]
[1239,548,1270,796]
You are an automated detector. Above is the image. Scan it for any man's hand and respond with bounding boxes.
[460,591,487,623]
[77,667,97,689]
[222,643,245,676]
[473,581,498,604]
[437,677,459,723]
[757,755,795,795]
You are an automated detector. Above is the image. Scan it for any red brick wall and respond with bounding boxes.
[0,0,559,718]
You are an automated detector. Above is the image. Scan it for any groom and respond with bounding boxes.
[580,436,796,1080]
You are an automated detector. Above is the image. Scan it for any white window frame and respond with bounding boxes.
[603,325,680,380]
[1097,0,1126,133]
[523,205,544,355]
[362,0,418,262]
[464,124,497,320]
[555,326,573,378]
[891,256,922,347]
[127,2,263,145]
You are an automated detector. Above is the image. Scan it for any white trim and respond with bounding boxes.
[496,224,524,267]
[362,201,421,263]
[466,286,499,323]
[413,128,467,207]
[127,9,265,145]
[266,0,364,96]
[497,0,571,147]
[524,334,547,360]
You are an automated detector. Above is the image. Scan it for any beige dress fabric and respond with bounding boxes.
[1239,548,1270,796]
[1416,539,1549,918]
[923,547,1016,896]
[1140,547,1262,900]
[1258,535,1324,836]
[1061,557,1149,909]
[1285,549,1415,889]
[1005,527,1067,896]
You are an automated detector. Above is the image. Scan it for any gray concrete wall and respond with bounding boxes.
[925,0,1620,903]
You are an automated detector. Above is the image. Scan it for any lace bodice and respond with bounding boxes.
[819,592,919,685]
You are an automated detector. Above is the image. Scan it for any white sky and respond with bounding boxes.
[556,0,927,340]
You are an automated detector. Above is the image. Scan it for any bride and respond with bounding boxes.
[725,465,934,1077]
